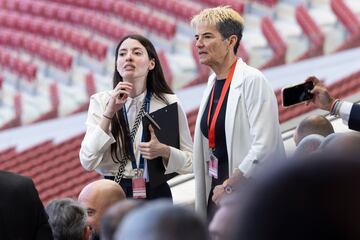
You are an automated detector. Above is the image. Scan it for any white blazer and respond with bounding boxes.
[79,92,193,177]
[193,58,285,217]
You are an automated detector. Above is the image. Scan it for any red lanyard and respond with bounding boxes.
[207,61,237,150]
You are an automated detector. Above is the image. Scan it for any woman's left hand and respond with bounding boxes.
[212,184,226,205]
[212,169,244,205]
[139,125,170,160]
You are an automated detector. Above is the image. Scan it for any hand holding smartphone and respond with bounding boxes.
[282,81,314,107]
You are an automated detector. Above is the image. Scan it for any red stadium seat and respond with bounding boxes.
[57,6,72,21]
[100,0,114,11]
[40,21,54,36]
[43,4,58,19]
[88,0,102,10]
[2,0,19,11]
[31,1,45,15]
[295,5,324,61]
[260,17,287,68]
[28,18,43,34]
[69,8,85,24]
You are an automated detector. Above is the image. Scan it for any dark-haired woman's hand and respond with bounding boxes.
[104,82,133,118]
[139,125,170,164]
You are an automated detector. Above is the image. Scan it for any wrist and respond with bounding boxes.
[103,110,115,118]
[328,98,337,112]
[329,99,340,115]
[161,144,171,159]
[102,114,113,120]
[222,180,233,194]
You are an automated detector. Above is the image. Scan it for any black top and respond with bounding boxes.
[200,79,230,187]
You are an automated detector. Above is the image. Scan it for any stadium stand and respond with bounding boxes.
[0,0,360,206]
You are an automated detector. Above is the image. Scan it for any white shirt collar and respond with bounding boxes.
[125,90,147,110]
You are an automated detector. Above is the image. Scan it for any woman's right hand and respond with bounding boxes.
[104,82,133,117]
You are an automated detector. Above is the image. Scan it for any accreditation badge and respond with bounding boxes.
[132,169,146,199]
[208,151,219,179]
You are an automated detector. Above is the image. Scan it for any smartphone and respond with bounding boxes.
[281,81,314,107]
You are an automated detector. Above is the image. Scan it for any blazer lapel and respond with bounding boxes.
[196,74,216,124]
[225,59,245,165]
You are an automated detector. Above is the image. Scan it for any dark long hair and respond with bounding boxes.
[110,34,173,164]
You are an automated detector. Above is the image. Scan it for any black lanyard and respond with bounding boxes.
[122,91,151,170]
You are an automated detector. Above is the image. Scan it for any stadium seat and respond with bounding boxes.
[330,0,360,51]
[260,17,287,68]
[295,5,324,61]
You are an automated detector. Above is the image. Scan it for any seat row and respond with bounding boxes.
[40,0,176,39]
[0,133,99,203]
[0,29,73,71]
[141,0,203,22]
[0,10,109,61]
[0,47,37,81]
[195,0,244,14]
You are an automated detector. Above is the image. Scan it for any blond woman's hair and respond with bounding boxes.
[190,6,244,54]
[190,6,244,29]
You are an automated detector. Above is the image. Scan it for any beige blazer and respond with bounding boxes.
[193,59,285,217]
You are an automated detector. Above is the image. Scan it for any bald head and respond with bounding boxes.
[294,115,334,146]
[319,132,360,154]
[78,179,125,236]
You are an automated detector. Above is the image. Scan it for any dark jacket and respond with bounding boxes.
[349,104,360,132]
[0,170,53,240]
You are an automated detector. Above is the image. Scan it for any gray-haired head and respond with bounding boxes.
[46,198,89,240]
[293,134,324,158]
[114,200,208,240]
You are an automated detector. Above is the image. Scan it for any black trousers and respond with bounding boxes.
[104,176,172,201]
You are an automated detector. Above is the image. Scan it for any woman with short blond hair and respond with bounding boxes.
[191,6,285,220]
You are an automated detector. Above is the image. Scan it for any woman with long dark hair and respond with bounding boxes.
[80,35,193,200]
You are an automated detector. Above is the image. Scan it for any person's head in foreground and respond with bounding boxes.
[114,200,208,240]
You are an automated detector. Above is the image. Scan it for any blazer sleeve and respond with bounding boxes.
[348,103,360,132]
[79,94,116,171]
[164,96,193,174]
[239,73,284,177]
